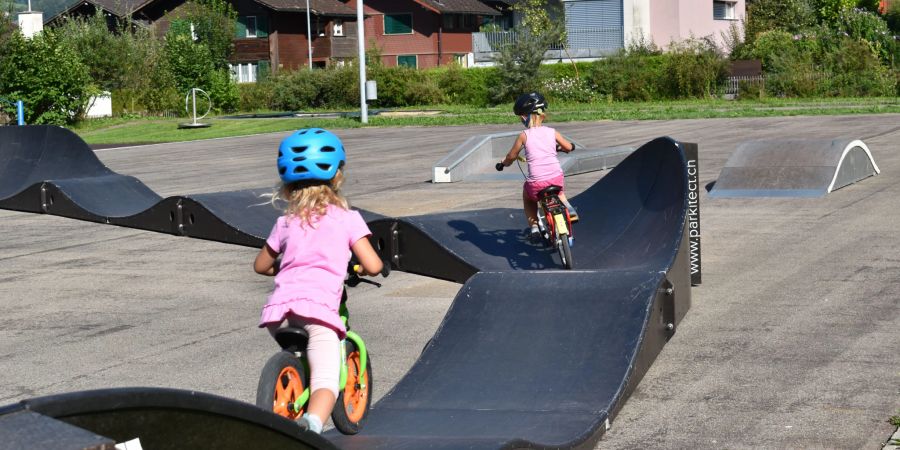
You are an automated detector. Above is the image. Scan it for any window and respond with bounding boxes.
[442,14,474,30]
[713,1,736,20]
[229,63,258,83]
[397,54,417,68]
[385,13,413,34]
[236,16,267,38]
[333,18,344,36]
[442,14,459,30]
[245,16,257,37]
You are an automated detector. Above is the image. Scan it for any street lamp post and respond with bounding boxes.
[356,0,367,123]
[306,0,313,69]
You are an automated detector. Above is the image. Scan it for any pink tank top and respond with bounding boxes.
[523,126,563,182]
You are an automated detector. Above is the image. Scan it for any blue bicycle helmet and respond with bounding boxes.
[277,128,346,183]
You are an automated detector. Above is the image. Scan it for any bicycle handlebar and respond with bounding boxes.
[495,162,505,172]
[346,260,390,288]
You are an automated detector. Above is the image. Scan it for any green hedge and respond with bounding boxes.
[232,38,897,113]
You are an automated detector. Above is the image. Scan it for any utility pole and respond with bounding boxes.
[356,0,368,123]
[306,0,313,69]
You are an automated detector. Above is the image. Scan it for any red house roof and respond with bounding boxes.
[253,0,356,14]
[412,0,500,15]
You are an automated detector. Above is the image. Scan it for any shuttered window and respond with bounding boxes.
[236,16,268,38]
[563,0,623,50]
[385,13,413,34]
[713,1,735,20]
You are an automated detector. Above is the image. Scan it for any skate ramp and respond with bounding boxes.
[373,136,692,282]
[709,138,879,198]
[432,130,633,183]
[0,387,337,450]
[0,124,162,216]
[1,127,696,449]
[330,137,694,449]
[0,126,381,247]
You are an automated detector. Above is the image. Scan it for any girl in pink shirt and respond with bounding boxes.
[254,128,383,434]
[497,92,578,242]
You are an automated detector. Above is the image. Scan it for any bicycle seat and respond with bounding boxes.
[538,185,562,198]
[274,327,309,351]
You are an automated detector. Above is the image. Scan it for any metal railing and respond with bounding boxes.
[724,75,765,95]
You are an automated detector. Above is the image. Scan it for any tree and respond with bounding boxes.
[493,33,547,102]
[0,29,93,124]
[745,0,817,44]
[511,0,564,42]
[54,13,159,93]
[493,0,566,102]
[163,31,238,112]
[811,0,857,26]
[178,0,238,69]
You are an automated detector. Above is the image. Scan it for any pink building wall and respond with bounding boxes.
[648,0,745,50]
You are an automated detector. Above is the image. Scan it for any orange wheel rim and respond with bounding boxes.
[342,351,368,423]
[272,366,304,419]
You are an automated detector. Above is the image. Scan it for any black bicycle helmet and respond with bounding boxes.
[513,92,547,116]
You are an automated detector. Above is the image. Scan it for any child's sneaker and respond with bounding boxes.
[297,414,323,434]
[567,206,579,223]
[528,226,542,243]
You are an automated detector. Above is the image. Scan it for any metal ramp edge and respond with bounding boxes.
[709,138,880,198]
[432,130,633,183]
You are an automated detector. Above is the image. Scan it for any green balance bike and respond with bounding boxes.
[256,263,387,434]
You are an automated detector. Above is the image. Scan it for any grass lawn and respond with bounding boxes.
[73,97,900,145]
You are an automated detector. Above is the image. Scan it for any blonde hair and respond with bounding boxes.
[526,110,546,128]
[273,170,349,227]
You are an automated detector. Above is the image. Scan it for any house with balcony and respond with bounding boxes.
[472,0,746,64]
[45,0,502,82]
[354,0,501,68]
[131,0,359,82]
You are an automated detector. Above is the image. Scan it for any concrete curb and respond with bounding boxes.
[883,426,900,450]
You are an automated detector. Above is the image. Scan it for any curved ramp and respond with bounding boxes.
[0,387,337,450]
[0,125,382,247]
[709,138,880,198]
[0,127,696,449]
[330,137,694,449]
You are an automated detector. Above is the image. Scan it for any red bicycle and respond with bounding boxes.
[495,162,575,269]
[535,185,575,269]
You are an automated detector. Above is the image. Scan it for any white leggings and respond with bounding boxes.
[267,318,340,398]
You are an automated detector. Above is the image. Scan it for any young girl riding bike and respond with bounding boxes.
[496,92,578,242]
[254,128,383,434]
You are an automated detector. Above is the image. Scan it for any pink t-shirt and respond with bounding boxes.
[523,126,564,182]
[259,205,372,338]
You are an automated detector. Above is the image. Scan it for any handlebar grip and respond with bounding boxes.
[495,162,504,172]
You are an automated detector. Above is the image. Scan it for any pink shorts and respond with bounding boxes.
[524,175,565,202]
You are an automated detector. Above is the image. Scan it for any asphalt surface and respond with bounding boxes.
[1,115,899,448]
